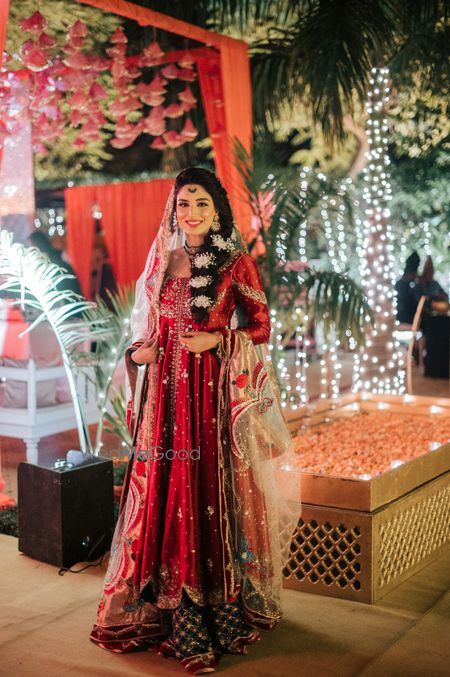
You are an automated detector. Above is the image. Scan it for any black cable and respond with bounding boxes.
[58,532,109,576]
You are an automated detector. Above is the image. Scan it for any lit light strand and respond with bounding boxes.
[357,67,405,395]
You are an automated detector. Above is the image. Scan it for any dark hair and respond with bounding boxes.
[172,167,237,323]
[404,251,420,276]
[29,230,54,255]
[28,230,62,265]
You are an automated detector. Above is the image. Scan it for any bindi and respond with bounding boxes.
[187,186,197,193]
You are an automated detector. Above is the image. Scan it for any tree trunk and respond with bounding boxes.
[355,68,404,394]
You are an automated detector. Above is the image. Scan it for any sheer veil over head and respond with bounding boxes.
[130,177,247,345]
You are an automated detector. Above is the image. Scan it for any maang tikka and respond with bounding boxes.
[211,213,220,232]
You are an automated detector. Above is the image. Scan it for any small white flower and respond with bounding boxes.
[191,294,212,308]
[190,275,212,288]
[193,252,215,268]
[211,233,235,252]
[211,234,227,249]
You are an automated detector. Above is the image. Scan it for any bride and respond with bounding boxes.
[90,167,299,674]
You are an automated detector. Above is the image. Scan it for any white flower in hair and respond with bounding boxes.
[193,252,215,268]
[190,275,212,288]
[191,295,212,308]
[211,233,235,252]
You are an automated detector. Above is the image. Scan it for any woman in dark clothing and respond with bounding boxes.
[415,255,448,306]
[395,251,420,324]
[415,256,449,378]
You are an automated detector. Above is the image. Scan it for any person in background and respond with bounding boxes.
[415,255,448,307]
[395,251,420,324]
[416,255,449,378]
[91,217,118,309]
[28,230,82,297]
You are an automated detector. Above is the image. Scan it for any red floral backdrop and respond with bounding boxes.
[1,2,253,290]
[0,13,201,154]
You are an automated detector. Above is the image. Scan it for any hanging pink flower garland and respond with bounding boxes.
[0,11,199,155]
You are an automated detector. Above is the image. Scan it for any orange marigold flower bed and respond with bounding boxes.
[293,411,450,479]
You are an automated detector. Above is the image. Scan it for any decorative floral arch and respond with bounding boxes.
[0,0,253,294]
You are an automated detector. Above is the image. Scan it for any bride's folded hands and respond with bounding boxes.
[132,332,221,362]
[179,330,221,353]
[131,338,159,364]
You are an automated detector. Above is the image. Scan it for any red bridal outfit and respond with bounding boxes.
[90,196,299,675]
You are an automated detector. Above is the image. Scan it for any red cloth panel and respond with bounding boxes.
[65,179,173,296]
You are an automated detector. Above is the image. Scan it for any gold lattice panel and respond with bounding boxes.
[283,506,373,602]
[283,474,450,604]
[374,476,450,594]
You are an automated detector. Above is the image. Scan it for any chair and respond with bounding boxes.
[0,360,99,464]
[405,295,427,394]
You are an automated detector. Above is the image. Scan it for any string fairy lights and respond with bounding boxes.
[353,66,405,395]
[291,69,405,403]
[267,67,407,410]
[297,165,348,407]
[320,185,350,274]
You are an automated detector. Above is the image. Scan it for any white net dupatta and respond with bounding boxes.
[217,329,301,626]
[125,186,184,405]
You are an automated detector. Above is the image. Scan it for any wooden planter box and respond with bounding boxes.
[282,393,450,603]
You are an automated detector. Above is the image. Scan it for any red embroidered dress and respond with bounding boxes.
[91,252,277,652]
[135,252,270,608]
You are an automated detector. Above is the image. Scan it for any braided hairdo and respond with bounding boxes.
[172,167,238,324]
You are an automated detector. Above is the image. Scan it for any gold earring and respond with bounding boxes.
[211,213,220,232]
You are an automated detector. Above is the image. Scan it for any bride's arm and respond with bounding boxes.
[216,253,271,353]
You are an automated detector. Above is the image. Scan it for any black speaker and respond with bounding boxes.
[18,456,114,568]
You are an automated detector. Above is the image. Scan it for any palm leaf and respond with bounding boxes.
[0,230,111,455]
[233,143,373,396]
[103,385,132,448]
[301,269,372,345]
[92,286,134,454]
[249,1,397,142]
[71,285,135,454]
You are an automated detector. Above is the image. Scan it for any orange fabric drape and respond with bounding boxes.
[218,41,253,239]
[196,54,231,200]
[0,0,9,71]
[65,185,97,297]
[77,0,231,47]
[78,0,253,237]
[65,179,173,296]
[98,179,172,287]
[197,46,253,239]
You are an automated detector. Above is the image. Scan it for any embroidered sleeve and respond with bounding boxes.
[233,280,268,305]
[224,253,271,346]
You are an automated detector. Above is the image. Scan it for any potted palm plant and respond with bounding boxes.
[234,142,372,405]
[0,229,132,567]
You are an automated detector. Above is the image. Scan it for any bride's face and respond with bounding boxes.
[176,184,217,238]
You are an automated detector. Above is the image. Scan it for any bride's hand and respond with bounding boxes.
[179,331,221,353]
[131,338,159,364]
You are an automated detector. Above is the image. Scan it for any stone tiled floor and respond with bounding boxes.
[0,357,449,676]
[0,535,448,676]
